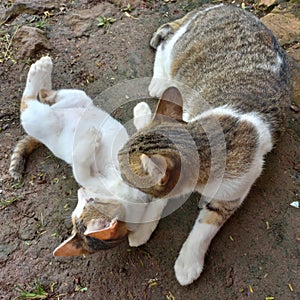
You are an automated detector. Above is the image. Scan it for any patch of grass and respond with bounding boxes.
[0,28,18,64]
[4,0,14,9]
[36,18,47,29]
[0,195,20,208]
[15,279,48,299]
[8,181,24,190]
[122,4,132,12]
[75,285,88,293]
[96,16,117,29]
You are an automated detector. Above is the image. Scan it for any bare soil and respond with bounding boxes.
[0,1,299,299]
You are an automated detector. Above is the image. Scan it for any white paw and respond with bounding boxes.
[148,78,172,98]
[128,221,158,247]
[83,127,102,155]
[133,102,152,130]
[174,248,204,286]
[89,127,101,148]
[24,56,53,98]
[128,232,147,247]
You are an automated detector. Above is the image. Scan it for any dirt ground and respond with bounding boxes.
[0,0,299,299]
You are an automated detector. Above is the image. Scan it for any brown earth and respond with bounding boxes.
[0,0,299,299]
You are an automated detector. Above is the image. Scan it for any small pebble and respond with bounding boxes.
[290,104,299,112]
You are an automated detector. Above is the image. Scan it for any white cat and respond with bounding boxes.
[10,56,167,255]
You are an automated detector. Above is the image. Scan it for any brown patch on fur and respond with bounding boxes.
[168,13,191,32]
[199,199,241,226]
[171,42,205,78]
[85,221,128,240]
[20,96,35,111]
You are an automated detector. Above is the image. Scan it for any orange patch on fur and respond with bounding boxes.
[85,221,128,241]
[20,96,36,112]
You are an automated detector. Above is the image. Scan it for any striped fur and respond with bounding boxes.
[9,136,41,180]
[119,4,292,285]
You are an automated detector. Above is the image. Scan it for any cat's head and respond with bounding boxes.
[53,187,128,256]
[118,87,186,198]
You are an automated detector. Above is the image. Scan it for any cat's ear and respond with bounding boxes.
[53,233,91,257]
[84,219,128,240]
[140,153,173,186]
[39,89,57,104]
[154,87,183,122]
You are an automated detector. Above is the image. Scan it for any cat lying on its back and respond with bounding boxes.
[9,57,167,255]
[118,4,292,285]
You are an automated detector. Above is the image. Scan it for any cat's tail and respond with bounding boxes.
[9,135,42,180]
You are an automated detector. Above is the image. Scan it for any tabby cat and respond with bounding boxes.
[118,4,292,285]
[9,57,167,256]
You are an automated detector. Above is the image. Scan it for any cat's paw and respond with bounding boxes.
[128,221,158,247]
[73,126,102,163]
[174,247,204,286]
[133,102,152,130]
[150,24,173,49]
[148,78,171,98]
[90,127,101,149]
[24,56,53,98]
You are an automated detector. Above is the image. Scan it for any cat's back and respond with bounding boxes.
[165,4,292,139]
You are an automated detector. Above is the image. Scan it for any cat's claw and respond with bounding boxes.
[24,56,53,98]
[174,251,204,286]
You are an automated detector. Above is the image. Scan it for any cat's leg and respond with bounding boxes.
[149,24,182,98]
[174,198,243,286]
[149,19,178,98]
[148,47,173,98]
[133,102,152,130]
[42,89,93,109]
[9,136,42,180]
[149,11,200,98]
[10,57,53,179]
[21,100,60,143]
[72,126,104,191]
[21,56,53,111]
[128,198,168,247]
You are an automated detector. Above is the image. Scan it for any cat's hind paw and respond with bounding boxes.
[24,56,53,98]
[133,102,152,130]
[148,77,171,98]
[150,24,173,49]
[76,126,102,158]
[174,250,204,286]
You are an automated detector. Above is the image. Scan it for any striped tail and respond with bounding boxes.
[9,135,42,180]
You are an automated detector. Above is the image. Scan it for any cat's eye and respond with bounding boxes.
[87,198,94,203]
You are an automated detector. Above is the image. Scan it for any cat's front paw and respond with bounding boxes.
[24,56,53,98]
[174,247,204,286]
[128,221,158,247]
